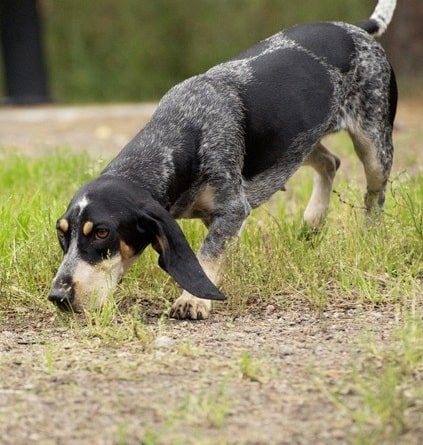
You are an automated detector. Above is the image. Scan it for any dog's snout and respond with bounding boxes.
[49,282,75,311]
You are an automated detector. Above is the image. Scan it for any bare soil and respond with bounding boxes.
[0,103,156,157]
[0,305,409,445]
[0,98,422,444]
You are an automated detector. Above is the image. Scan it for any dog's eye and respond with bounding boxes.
[57,229,65,239]
[94,227,110,240]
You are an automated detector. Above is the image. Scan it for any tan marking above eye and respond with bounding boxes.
[58,219,69,233]
[83,221,94,236]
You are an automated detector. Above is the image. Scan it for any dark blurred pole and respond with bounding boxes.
[0,0,51,105]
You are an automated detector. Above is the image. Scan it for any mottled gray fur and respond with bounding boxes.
[105,22,396,261]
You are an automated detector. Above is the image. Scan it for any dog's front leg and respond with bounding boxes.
[170,253,223,320]
[170,197,250,320]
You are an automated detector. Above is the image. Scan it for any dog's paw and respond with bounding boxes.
[170,294,211,320]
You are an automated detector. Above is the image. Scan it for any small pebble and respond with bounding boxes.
[266,304,276,314]
[154,336,174,349]
[280,346,294,357]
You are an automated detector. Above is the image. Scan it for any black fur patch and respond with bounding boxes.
[284,22,355,73]
[241,48,333,179]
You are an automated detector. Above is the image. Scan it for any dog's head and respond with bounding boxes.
[49,176,225,312]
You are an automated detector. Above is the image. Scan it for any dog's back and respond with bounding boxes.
[200,18,396,210]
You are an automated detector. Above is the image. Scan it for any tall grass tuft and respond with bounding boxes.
[1,151,421,318]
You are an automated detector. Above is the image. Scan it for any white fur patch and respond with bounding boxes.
[72,254,124,309]
[76,195,90,216]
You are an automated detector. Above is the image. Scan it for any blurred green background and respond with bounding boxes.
[5,0,423,103]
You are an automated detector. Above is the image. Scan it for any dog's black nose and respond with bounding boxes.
[49,287,74,312]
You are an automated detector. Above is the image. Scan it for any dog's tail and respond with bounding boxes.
[356,0,397,37]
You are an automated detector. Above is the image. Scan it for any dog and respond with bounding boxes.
[50,0,397,319]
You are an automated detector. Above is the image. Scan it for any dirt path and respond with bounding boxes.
[0,98,422,444]
[0,97,420,159]
[0,103,156,157]
[0,305,407,445]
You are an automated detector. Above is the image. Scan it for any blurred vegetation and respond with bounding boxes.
[39,0,373,103]
[1,1,420,103]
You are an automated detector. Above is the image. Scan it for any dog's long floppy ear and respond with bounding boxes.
[137,202,225,301]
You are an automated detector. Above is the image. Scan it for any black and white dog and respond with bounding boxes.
[50,0,397,319]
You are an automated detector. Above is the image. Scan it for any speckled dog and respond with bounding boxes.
[50,0,397,319]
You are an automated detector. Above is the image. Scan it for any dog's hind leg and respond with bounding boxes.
[303,142,341,228]
[349,127,394,215]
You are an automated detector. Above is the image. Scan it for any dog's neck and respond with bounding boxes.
[102,115,199,210]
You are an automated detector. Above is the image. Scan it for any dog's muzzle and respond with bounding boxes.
[49,280,75,312]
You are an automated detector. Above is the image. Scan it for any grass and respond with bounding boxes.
[37,0,373,103]
[239,351,263,383]
[0,146,422,317]
[224,175,422,313]
[142,382,232,444]
[0,150,104,312]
